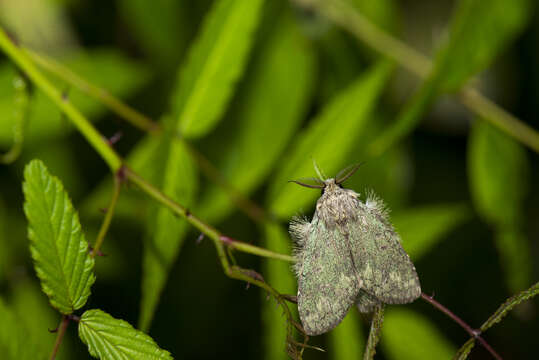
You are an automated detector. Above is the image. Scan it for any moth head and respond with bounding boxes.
[290,162,364,194]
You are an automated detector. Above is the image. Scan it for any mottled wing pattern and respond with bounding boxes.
[350,199,421,305]
[292,215,362,335]
[356,289,381,313]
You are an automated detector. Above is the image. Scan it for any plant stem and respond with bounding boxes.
[0,26,291,264]
[292,0,539,154]
[220,236,295,262]
[91,171,122,258]
[363,304,385,360]
[26,49,159,133]
[421,293,502,360]
[124,168,293,263]
[25,48,271,223]
[0,27,122,172]
[49,315,69,360]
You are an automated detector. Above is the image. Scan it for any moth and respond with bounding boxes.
[290,163,421,335]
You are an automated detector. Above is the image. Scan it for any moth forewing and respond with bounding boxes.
[295,215,361,335]
[352,195,421,306]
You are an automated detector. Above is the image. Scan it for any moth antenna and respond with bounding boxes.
[335,162,365,184]
[312,158,327,181]
[288,179,325,189]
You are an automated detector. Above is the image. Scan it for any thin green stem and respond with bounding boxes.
[221,235,295,262]
[0,28,122,171]
[292,0,539,154]
[91,171,122,258]
[25,48,272,223]
[49,315,69,360]
[125,168,292,264]
[26,49,159,133]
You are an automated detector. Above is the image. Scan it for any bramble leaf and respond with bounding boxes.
[22,159,95,314]
[79,309,173,360]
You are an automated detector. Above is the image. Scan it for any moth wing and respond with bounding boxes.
[351,203,421,304]
[296,216,362,335]
[356,289,381,313]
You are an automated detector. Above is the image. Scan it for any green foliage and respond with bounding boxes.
[455,281,539,358]
[0,50,150,144]
[197,11,317,223]
[22,159,95,314]
[172,0,265,138]
[0,297,41,360]
[382,309,455,360]
[392,203,471,260]
[370,0,532,154]
[329,308,364,360]
[435,0,531,92]
[0,0,536,358]
[481,281,539,332]
[78,309,173,360]
[139,138,198,331]
[468,120,531,292]
[268,61,393,218]
[468,121,528,226]
[262,223,296,360]
[117,0,190,66]
[11,279,74,359]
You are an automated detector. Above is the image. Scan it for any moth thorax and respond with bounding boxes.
[316,182,359,227]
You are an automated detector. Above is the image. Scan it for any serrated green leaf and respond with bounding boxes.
[382,309,455,360]
[196,11,317,223]
[268,61,393,219]
[262,223,296,360]
[22,159,95,314]
[480,281,539,332]
[79,309,173,360]
[330,308,364,360]
[369,0,532,155]
[392,203,471,261]
[0,297,42,360]
[0,50,150,145]
[172,0,264,138]
[468,121,528,226]
[139,138,198,331]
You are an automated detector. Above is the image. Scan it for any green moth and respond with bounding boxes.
[290,163,421,335]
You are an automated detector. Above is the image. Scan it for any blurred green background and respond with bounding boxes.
[0,0,538,359]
